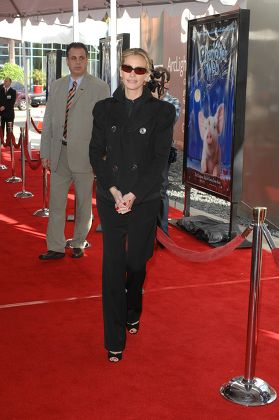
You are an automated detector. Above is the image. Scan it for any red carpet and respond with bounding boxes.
[1,148,279,419]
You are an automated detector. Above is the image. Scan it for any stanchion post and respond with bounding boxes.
[0,124,7,170]
[33,166,49,217]
[14,127,34,198]
[220,207,277,406]
[5,122,22,183]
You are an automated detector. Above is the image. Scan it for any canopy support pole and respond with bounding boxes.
[110,0,118,94]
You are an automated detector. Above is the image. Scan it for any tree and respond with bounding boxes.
[0,62,24,83]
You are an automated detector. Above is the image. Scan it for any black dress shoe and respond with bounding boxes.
[39,250,65,260]
[72,248,84,258]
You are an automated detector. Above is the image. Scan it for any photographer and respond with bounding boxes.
[149,66,181,236]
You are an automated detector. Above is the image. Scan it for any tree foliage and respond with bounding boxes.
[0,62,24,83]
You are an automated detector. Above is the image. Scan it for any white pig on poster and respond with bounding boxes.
[198,104,225,177]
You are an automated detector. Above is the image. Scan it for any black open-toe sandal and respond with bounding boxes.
[108,351,123,363]
[126,321,140,334]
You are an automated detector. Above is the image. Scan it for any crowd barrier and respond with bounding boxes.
[159,207,279,406]
[1,123,279,406]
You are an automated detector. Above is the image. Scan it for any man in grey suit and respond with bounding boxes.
[39,42,110,260]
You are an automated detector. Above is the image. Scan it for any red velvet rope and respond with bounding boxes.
[156,225,253,262]
[30,116,42,134]
[23,127,41,170]
[10,131,21,149]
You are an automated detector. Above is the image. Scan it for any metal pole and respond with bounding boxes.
[0,125,7,170]
[21,19,32,157]
[72,0,79,42]
[14,127,33,198]
[33,167,49,217]
[5,123,21,183]
[110,0,118,94]
[220,207,277,406]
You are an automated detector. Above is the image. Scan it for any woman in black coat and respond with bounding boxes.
[89,48,175,362]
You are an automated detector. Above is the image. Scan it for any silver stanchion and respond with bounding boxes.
[0,125,7,170]
[5,123,22,183]
[14,127,34,198]
[220,207,277,406]
[33,166,49,217]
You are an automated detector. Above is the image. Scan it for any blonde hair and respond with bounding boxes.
[121,48,152,73]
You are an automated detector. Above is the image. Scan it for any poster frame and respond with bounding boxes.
[183,9,250,237]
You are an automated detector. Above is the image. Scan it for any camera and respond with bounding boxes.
[147,66,166,98]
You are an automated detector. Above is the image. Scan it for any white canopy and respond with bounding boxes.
[0,1,240,24]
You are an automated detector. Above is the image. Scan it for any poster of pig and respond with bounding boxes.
[184,13,240,200]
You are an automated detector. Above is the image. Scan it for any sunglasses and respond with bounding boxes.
[121,64,147,75]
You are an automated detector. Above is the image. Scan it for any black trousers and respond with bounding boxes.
[0,116,14,136]
[97,196,160,351]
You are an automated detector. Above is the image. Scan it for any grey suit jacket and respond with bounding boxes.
[40,73,110,173]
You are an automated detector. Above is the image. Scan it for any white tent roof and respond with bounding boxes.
[0,1,240,24]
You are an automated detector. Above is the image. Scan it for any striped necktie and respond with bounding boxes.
[63,80,77,139]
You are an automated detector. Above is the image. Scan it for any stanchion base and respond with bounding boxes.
[5,176,22,183]
[65,239,91,249]
[14,191,34,198]
[220,376,277,406]
[0,164,7,170]
[33,208,49,217]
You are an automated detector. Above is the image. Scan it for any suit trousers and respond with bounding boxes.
[0,116,13,136]
[97,196,160,351]
[46,145,94,252]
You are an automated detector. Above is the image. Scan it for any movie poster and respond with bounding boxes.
[184,16,239,200]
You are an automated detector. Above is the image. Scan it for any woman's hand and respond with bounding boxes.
[109,187,128,213]
[122,192,136,211]
[109,188,136,214]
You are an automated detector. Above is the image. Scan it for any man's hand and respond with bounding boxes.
[41,158,50,169]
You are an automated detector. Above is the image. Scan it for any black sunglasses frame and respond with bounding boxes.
[121,64,147,75]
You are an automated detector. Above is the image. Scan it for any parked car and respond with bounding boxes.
[30,91,46,107]
[11,81,30,111]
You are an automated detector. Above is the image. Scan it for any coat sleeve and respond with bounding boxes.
[132,101,176,203]
[89,100,114,191]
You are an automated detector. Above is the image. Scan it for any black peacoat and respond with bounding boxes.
[89,86,176,205]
